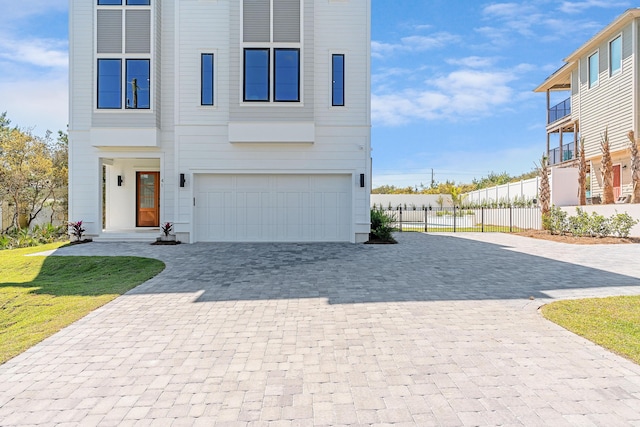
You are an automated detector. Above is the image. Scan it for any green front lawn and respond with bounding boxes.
[0,243,165,364]
[541,296,640,365]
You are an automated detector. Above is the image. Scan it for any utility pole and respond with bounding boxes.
[431,168,435,188]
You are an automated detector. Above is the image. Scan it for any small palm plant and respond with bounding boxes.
[578,138,587,206]
[538,155,550,219]
[627,130,640,203]
[600,128,615,204]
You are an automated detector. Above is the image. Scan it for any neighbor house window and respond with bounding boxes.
[125,59,150,109]
[244,49,270,101]
[610,35,622,76]
[201,53,214,106]
[332,54,345,106]
[97,59,122,109]
[589,51,599,88]
[98,0,150,4]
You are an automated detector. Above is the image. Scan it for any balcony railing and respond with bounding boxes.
[549,141,574,165]
[548,97,571,124]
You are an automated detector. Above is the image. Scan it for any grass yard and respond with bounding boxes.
[541,296,640,365]
[0,243,165,364]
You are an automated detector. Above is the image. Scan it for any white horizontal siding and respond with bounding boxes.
[579,23,634,160]
[176,0,230,126]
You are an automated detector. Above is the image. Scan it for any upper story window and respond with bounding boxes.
[98,0,150,5]
[242,0,302,103]
[96,0,152,110]
[610,35,622,76]
[588,51,599,89]
[332,54,345,107]
[201,54,215,106]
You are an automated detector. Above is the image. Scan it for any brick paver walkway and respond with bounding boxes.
[1,233,640,426]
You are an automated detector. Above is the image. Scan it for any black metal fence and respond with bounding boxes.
[380,207,542,233]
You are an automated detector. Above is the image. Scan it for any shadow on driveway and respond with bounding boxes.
[50,233,640,304]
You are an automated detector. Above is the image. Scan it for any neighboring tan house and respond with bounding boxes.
[534,8,640,202]
[68,0,372,243]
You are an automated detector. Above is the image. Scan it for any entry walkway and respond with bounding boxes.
[1,233,640,426]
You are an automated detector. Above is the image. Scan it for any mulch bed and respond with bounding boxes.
[514,229,640,245]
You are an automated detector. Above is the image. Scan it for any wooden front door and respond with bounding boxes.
[613,164,622,200]
[137,172,160,227]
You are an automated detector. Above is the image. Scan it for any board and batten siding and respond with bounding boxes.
[578,23,634,160]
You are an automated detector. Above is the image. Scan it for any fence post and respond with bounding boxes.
[399,207,402,232]
[510,206,513,233]
[424,207,428,232]
[481,207,484,232]
[453,205,457,233]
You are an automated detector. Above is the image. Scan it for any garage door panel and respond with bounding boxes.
[195,174,351,242]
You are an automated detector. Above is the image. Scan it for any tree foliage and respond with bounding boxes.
[0,113,68,231]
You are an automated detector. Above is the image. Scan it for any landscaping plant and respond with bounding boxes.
[370,208,397,242]
[538,155,551,223]
[627,130,640,203]
[600,129,615,204]
[578,137,587,206]
[68,220,85,242]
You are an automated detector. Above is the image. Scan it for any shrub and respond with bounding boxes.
[68,220,86,241]
[542,206,638,238]
[0,223,66,250]
[610,212,639,238]
[370,209,397,242]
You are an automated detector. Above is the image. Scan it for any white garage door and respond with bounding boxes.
[195,174,352,242]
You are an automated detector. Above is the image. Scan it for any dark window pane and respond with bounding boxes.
[201,54,214,106]
[97,59,122,109]
[274,49,299,102]
[244,49,269,101]
[126,59,150,109]
[126,0,150,4]
[98,0,122,4]
[332,54,344,106]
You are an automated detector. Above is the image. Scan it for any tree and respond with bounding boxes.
[627,131,640,203]
[577,137,587,206]
[538,155,550,218]
[600,128,615,204]
[0,115,67,230]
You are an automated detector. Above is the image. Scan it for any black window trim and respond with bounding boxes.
[97,58,122,109]
[201,53,215,106]
[274,48,300,103]
[243,48,271,102]
[332,53,345,107]
[125,58,151,109]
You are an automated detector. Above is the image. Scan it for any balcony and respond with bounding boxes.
[549,141,574,165]
[548,97,571,124]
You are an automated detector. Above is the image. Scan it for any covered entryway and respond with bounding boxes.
[194,174,351,242]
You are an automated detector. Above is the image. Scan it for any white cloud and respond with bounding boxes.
[0,74,68,134]
[559,0,630,14]
[0,0,67,20]
[372,32,460,59]
[372,69,517,126]
[0,38,68,69]
[446,56,498,68]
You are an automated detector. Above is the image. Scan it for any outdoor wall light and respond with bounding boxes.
[623,164,628,169]
[360,173,365,188]
[117,175,123,186]
[179,173,186,188]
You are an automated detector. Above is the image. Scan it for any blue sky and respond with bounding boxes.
[0,0,633,186]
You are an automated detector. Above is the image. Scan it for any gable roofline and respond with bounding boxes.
[534,8,640,93]
[564,8,640,62]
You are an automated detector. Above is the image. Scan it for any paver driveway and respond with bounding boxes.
[1,232,640,426]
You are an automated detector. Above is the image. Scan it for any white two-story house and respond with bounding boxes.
[68,0,371,243]
[535,8,640,202]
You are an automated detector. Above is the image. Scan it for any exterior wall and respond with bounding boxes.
[69,0,371,242]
